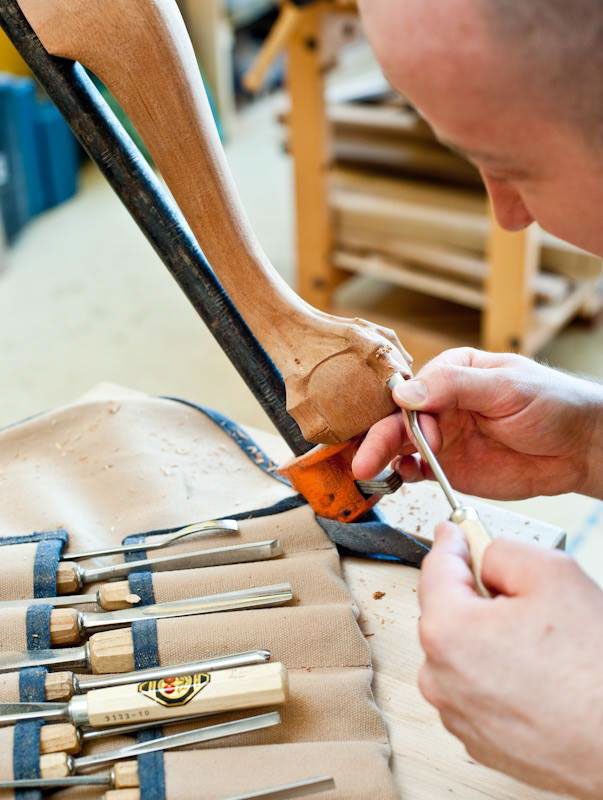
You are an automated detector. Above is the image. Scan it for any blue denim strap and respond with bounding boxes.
[25,605,52,650]
[0,529,68,598]
[21,600,53,798]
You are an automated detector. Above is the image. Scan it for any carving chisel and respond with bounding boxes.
[64,518,239,560]
[57,539,282,594]
[0,661,288,730]
[0,771,334,798]
[387,372,493,596]
[225,776,336,800]
[37,706,267,755]
[0,584,293,671]
[42,650,271,701]
[49,583,292,646]
[0,711,281,781]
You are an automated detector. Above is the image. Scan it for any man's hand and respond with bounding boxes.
[419,525,603,798]
[353,347,603,500]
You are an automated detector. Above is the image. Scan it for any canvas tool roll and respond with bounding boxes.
[0,385,399,799]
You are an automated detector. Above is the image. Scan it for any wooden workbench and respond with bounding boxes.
[253,426,565,800]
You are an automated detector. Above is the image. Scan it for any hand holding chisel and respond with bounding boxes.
[388,373,493,597]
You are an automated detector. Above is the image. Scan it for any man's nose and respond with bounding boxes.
[482,176,534,232]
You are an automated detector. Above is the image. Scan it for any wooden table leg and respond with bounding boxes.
[482,206,540,353]
[288,4,342,308]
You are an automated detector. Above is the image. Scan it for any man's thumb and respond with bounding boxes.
[392,365,502,414]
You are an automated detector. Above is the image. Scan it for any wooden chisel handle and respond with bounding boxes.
[50,611,145,652]
[56,562,81,594]
[18,0,411,445]
[45,672,75,701]
[40,723,80,755]
[99,582,142,611]
[50,609,80,645]
[450,507,493,599]
[89,628,136,673]
[84,662,288,727]
[56,567,138,609]
[40,754,138,787]
[40,751,73,779]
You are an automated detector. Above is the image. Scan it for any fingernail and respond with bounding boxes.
[393,378,428,409]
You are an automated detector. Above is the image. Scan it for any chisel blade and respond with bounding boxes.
[0,593,101,610]
[65,518,239,560]
[0,702,69,726]
[80,583,294,634]
[0,775,111,790]
[0,645,88,674]
[225,776,336,800]
[80,539,283,585]
[73,711,281,771]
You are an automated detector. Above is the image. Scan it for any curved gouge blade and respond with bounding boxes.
[80,584,294,634]
[65,519,239,560]
[0,645,88,674]
[0,702,69,726]
[0,775,112,790]
[225,776,336,800]
[73,712,281,771]
[79,539,282,584]
[77,650,271,693]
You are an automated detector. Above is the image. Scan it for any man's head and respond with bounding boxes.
[359,0,603,256]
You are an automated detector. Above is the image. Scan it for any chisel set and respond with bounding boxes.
[0,513,337,799]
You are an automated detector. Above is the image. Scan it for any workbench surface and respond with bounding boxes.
[252,426,564,800]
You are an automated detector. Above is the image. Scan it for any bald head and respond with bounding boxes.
[359,0,603,258]
[361,0,603,143]
[481,0,603,142]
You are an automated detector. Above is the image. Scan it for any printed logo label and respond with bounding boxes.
[137,673,211,707]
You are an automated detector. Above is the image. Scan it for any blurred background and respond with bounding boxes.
[1,0,601,575]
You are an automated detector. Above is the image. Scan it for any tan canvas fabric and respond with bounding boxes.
[0,542,36,600]
[0,392,292,553]
[147,550,351,608]
[156,605,370,669]
[0,728,14,782]
[164,741,398,800]
[0,672,19,703]
[0,608,27,651]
